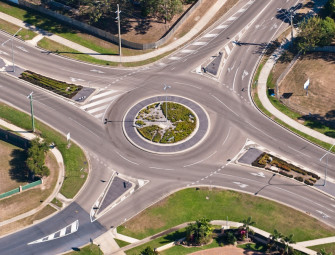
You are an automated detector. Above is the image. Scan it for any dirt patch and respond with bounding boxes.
[123,212,166,234]
[278,52,335,126]
[189,245,264,255]
[0,151,59,221]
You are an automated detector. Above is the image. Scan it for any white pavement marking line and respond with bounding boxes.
[227,61,236,73]
[174,81,201,90]
[233,182,248,188]
[181,49,196,53]
[90,69,104,74]
[316,210,331,219]
[87,104,109,114]
[250,172,265,178]
[225,45,231,55]
[242,70,249,80]
[216,25,228,29]
[183,151,217,167]
[28,220,79,245]
[227,17,237,21]
[287,146,311,158]
[222,127,231,146]
[68,117,100,138]
[114,150,139,165]
[192,41,207,46]
[211,95,239,117]
[0,50,9,56]
[81,94,120,109]
[16,46,28,52]
[270,23,278,31]
[237,8,246,13]
[91,90,118,100]
[149,166,174,171]
[245,121,273,139]
[70,77,85,82]
[232,67,239,91]
[168,56,181,60]
[203,33,218,38]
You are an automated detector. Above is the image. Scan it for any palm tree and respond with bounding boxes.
[269,229,283,251]
[186,218,213,245]
[317,248,333,255]
[242,216,255,239]
[280,234,295,255]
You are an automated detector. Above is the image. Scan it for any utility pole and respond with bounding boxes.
[163,84,171,122]
[320,142,335,186]
[116,4,122,64]
[27,92,35,132]
[290,11,294,42]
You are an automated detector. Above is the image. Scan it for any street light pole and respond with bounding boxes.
[163,84,171,122]
[320,142,335,186]
[1,27,22,72]
[27,92,35,132]
[116,4,122,64]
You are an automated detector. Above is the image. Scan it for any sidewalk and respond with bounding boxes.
[0,0,228,63]
[0,119,65,228]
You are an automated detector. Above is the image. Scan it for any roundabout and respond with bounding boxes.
[123,95,210,154]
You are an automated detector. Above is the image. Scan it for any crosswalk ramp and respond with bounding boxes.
[80,89,123,119]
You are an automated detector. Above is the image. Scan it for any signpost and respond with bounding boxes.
[304,78,310,96]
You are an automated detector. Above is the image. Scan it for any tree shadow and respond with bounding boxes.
[134,19,152,35]
[299,111,335,138]
[8,149,30,182]
[275,3,303,25]
[300,51,335,64]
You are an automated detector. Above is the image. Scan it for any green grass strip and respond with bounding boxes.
[114,239,130,248]
[0,103,87,198]
[63,244,102,255]
[0,18,36,40]
[307,243,335,255]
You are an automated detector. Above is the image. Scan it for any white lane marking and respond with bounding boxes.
[87,104,108,114]
[287,146,311,158]
[237,8,246,13]
[251,172,265,178]
[245,121,273,139]
[192,41,207,46]
[90,69,104,74]
[91,90,118,100]
[16,46,28,52]
[227,17,237,21]
[225,45,231,55]
[114,150,139,165]
[94,112,104,118]
[232,67,239,91]
[222,127,231,146]
[174,81,201,90]
[181,49,195,53]
[0,50,9,55]
[28,220,79,245]
[204,33,218,38]
[81,94,120,109]
[233,182,248,188]
[183,151,217,167]
[216,25,228,29]
[68,117,100,138]
[316,210,331,219]
[211,95,239,117]
[242,70,249,80]
[168,56,181,60]
[70,77,85,82]
[149,166,174,171]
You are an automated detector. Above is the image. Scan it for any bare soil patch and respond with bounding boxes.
[278,52,335,127]
[189,246,264,255]
[0,140,29,193]
[0,152,59,222]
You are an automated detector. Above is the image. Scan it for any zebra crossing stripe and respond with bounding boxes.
[238,8,246,12]
[28,220,79,245]
[227,16,237,21]
[168,56,181,60]
[80,95,119,109]
[203,33,218,38]
[91,90,118,100]
[192,42,207,46]
[216,25,228,29]
[94,112,104,118]
[225,45,231,55]
[87,104,109,114]
[181,49,195,53]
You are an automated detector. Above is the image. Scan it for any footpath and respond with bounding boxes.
[0,0,228,63]
[97,220,335,255]
[0,119,65,230]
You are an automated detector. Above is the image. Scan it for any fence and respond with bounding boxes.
[0,179,42,199]
[12,0,202,50]
[0,128,30,149]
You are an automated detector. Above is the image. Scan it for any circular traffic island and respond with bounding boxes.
[135,102,197,144]
[123,96,209,154]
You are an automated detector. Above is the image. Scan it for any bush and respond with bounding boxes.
[294,176,304,182]
[279,171,293,178]
[304,179,314,186]
[252,153,267,168]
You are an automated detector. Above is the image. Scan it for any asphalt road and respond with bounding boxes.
[0,0,335,254]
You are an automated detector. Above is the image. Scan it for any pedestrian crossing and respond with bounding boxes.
[80,89,124,120]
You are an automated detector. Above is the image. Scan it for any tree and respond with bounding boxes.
[280,234,295,255]
[139,246,157,255]
[242,216,255,239]
[317,248,333,255]
[324,0,335,18]
[140,0,183,23]
[186,217,213,245]
[269,229,283,251]
[226,231,237,245]
[26,138,50,178]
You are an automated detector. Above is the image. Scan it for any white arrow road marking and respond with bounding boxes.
[316,210,331,219]
[70,77,85,82]
[233,182,248,188]
[28,220,79,245]
[250,172,265,178]
[16,46,28,52]
[242,70,249,80]
[270,24,278,30]
[90,69,104,74]
[228,61,236,73]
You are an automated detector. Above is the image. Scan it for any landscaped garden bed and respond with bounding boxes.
[135,102,196,144]
[19,70,82,99]
[252,152,320,185]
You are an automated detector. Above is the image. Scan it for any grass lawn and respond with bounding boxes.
[118,188,335,242]
[0,151,58,221]
[63,244,103,255]
[114,239,130,248]
[0,18,36,40]
[0,205,56,236]
[0,139,29,193]
[308,242,335,255]
[0,103,88,198]
[51,198,63,208]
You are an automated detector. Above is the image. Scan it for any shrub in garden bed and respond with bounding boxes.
[279,171,293,178]
[252,153,267,168]
[294,176,304,182]
[304,179,314,186]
